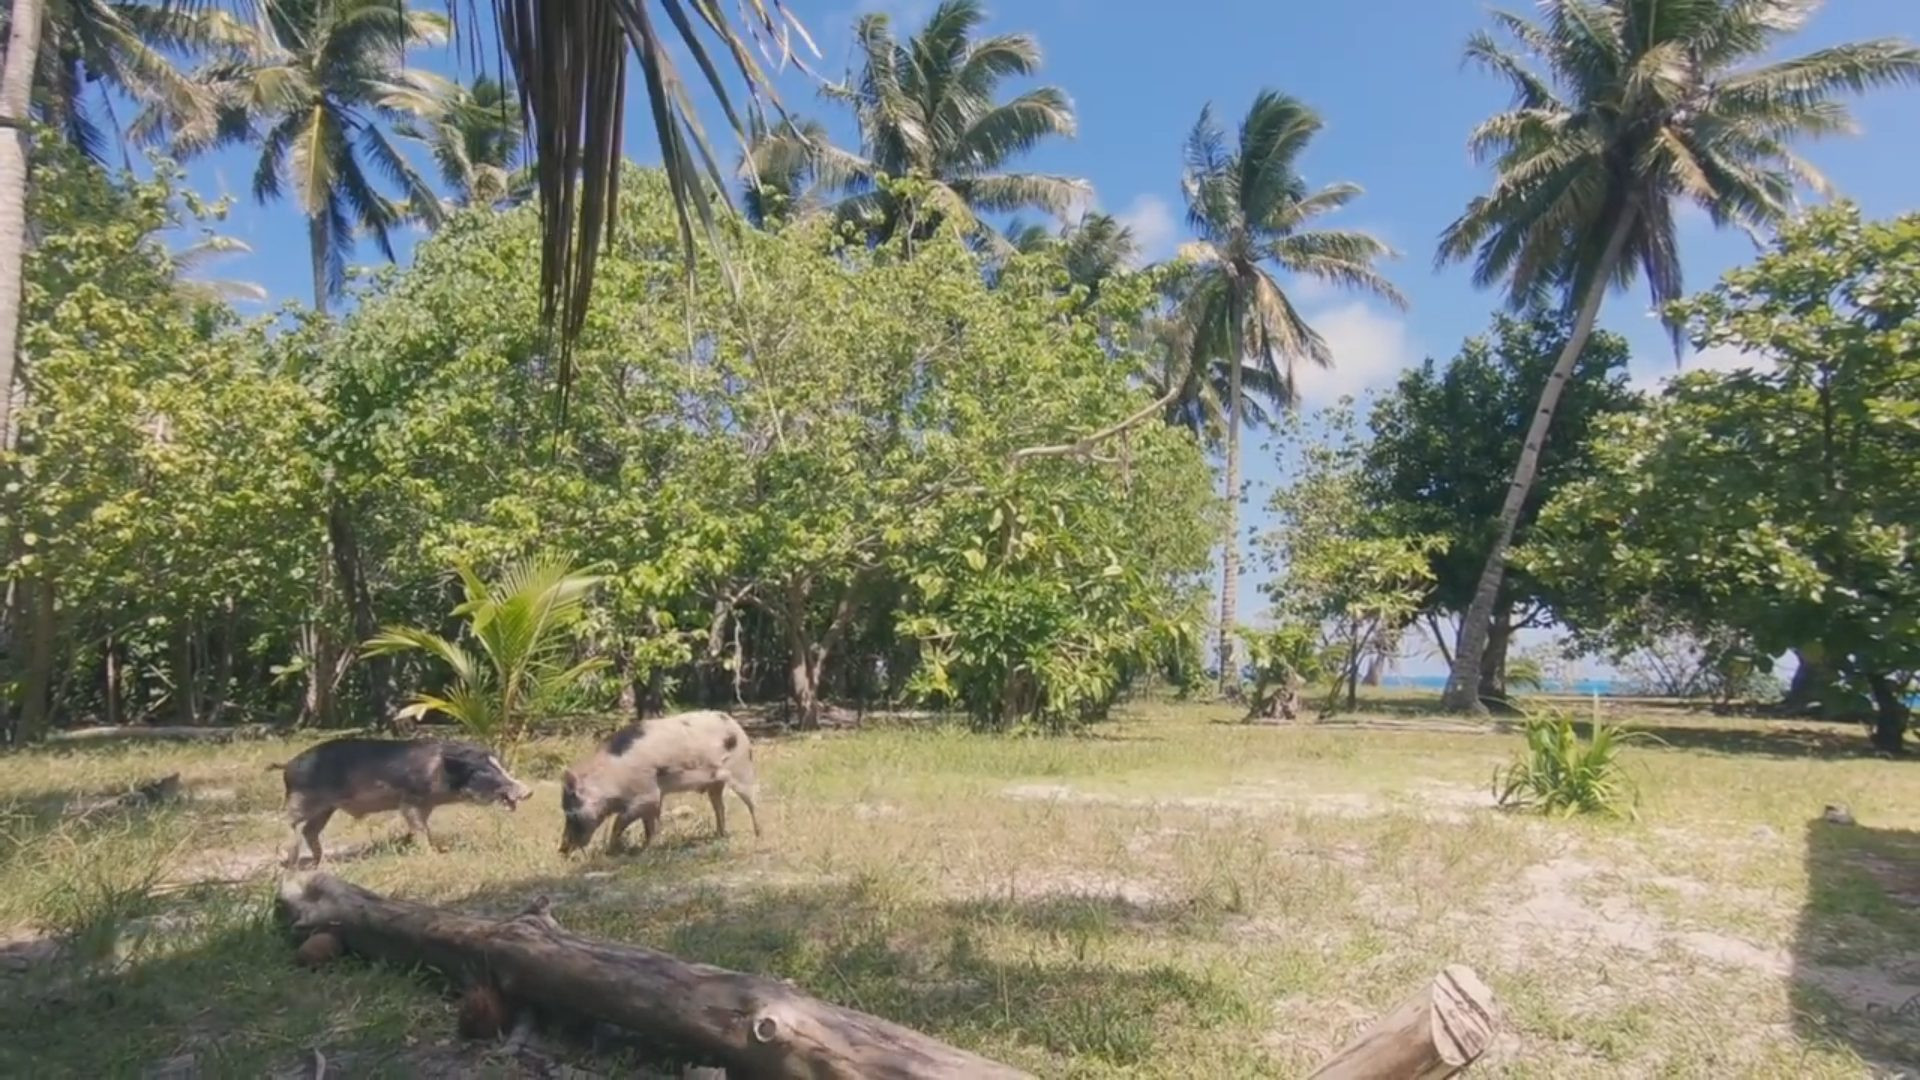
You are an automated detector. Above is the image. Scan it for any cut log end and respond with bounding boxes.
[1307,964,1498,1080]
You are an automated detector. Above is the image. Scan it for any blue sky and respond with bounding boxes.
[167,0,1920,673]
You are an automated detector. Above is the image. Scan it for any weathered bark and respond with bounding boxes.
[1307,965,1498,1079]
[276,873,1030,1079]
[16,577,54,740]
[0,0,45,447]
[1866,674,1910,755]
[1443,205,1641,713]
[1477,609,1512,700]
[206,597,237,721]
[1362,652,1389,688]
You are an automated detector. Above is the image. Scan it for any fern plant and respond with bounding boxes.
[362,554,606,750]
[1493,711,1652,820]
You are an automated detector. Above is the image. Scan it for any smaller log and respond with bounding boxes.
[47,724,272,746]
[1307,965,1497,1080]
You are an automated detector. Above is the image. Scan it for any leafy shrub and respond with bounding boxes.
[363,553,607,751]
[1493,711,1652,819]
[1239,625,1321,721]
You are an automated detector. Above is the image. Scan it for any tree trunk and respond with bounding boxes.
[308,213,330,316]
[103,634,123,727]
[207,597,236,721]
[1781,649,1832,715]
[1442,206,1640,713]
[1217,298,1246,697]
[1306,964,1498,1079]
[277,873,1030,1079]
[16,577,54,740]
[1866,674,1910,755]
[0,0,46,447]
[1477,607,1511,699]
[171,617,197,725]
[327,497,392,726]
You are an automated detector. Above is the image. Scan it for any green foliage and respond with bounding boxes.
[1493,712,1648,820]
[4,140,323,734]
[363,554,607,748]
[1526,205,1920,748]
[1362,311,1640,683]
[1238,624,1320,720]
[1262,404,1442,710]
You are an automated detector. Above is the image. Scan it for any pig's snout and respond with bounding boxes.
[505,779,533,810]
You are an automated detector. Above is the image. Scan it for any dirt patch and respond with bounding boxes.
[1484,854,1920,1018]
[1001,780,1491,824]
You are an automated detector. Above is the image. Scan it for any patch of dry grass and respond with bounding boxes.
[1,698,1916,1076]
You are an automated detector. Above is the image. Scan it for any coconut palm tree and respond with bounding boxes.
[740,113,833,227]
[752,0,1087,249]
[1434,0,1920,713]
[388,72,524,212]
[14,0,244,161]
[1177,90,1404,694]
[0,0,809,442]
[177,0,445,314]
[1004,211,1138,303]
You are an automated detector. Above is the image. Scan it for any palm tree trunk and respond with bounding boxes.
[308,214,330,316]
[1217,298,1246,696]
[1441,206,1640,713]
[0,0,46,448]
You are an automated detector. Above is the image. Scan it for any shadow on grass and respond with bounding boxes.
[439,873,1255,1073]
[1793,817,1920,1071]
[1578,718,1909,763]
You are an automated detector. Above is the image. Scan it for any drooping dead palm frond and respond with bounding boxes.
[473,0,816,405]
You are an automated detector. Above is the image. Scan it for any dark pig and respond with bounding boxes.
[268,737,533,867]
[559,710,762,855]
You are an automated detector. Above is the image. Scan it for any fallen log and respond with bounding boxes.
[277,872,1029,1079]
[1307,964,1497,1079]
[46,724,274,746]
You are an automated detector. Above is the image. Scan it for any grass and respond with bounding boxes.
[0,695,1916,1077]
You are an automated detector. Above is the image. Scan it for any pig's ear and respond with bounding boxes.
[561,769,576,790]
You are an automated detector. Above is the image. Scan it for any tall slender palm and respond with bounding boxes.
[752,0,1087,248]
[388,72,524,212]
[1435,0,1920,712]
[1177,91,1404,694]
[180,0,445,315]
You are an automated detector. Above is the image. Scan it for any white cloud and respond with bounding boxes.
[1291,302,1419,403]
[1114,194,1178,263]
[1630,342,1771,392]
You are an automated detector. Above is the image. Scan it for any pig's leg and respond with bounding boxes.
[300,809,334,866]
[706,782,729,838]
[637,802,662,850]
[607,805,639,853]
[400,803,441,852]
[728,779,764,838]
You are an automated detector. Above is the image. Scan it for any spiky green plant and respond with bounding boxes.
[362,554,607,751]
[1493,711,1653,819]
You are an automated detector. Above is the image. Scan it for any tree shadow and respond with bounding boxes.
[1792,817,1920,1070]
[438,873,1252,1073]
[1582,719,1909,763]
